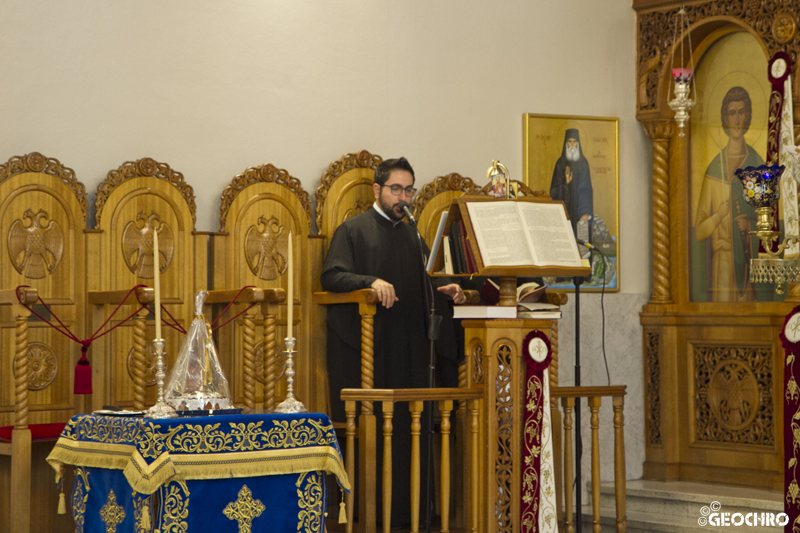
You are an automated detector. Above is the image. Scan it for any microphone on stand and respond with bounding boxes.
[398,200,416,226]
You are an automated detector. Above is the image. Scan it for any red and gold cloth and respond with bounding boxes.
[781,306,800,532]
[521,330,557,532]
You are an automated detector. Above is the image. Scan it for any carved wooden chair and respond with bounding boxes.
[212,163,315,411]
[88,158,207,412]
[312,150,384,414]
[0,152,89,533]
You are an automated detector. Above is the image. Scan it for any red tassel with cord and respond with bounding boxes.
[74,341,92,395]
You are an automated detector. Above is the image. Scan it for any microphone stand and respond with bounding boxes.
[405,208,440,533]
[573,275,583,533]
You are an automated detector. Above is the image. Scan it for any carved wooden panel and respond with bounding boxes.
[694,343,774,446]
[412,173,481,247]
[636,1,800,113]
[121,212,174,278]
[473,342,484,384]
[646,331,662,445]
[8,209,64,279]
[495,343,513,533]
[244,216,289,281]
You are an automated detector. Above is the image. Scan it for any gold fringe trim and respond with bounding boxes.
[47,440,133,476]
[123,451,177,495]
[170,446,351,491]
[47,439,351,494]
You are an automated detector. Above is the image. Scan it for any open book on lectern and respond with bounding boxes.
[466,201,583,268]
[429,197,589,278]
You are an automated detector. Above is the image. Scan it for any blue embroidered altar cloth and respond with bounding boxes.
[47,412,349,532]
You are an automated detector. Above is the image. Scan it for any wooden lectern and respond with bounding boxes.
[432,196,590,533]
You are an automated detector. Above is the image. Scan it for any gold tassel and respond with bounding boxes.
[142,502,151,530]
[57,491,66,515]
[338,490,347,524]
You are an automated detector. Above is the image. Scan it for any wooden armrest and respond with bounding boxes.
[206,287,268,305]
[341,387,484,403]
[0,287,38,306]
[88,287,154,305]
[313,289,379,306]
[543,291,568,306]
[462,290,480,305]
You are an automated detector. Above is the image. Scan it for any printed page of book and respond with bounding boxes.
[466,202,534,266]
[516,202,583,267]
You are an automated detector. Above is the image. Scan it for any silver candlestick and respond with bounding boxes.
[145,338,178,419]
[275,337,307,413]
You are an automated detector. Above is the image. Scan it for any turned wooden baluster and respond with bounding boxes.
[242,306,258,410]
[562,397,575,533]
[440,400,453,533]
[345,401,356,533]
[131,306,149,410]
[382,401,394,533]
[589,397,602,533]
[613,395,627,533]
[261,294,281,411]
[409,401,424,533]
[359,302,376,415]
[469,399,479,533]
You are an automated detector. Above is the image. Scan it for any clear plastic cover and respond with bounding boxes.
[165,290,232,410]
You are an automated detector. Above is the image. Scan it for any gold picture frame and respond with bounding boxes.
[523,113,620,292]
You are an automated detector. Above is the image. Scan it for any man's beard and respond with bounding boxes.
[566,144,580,162]
[380,195,404,222]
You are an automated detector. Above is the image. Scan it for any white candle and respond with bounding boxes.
[153,226,162,340]
[287,231,293,339]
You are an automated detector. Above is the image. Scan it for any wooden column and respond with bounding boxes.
[242,306,257,410]
[12,304,32,533]
[643,119,674,304]
[131,306,149,410]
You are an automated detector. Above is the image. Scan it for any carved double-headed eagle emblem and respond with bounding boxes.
[245,216,288,280]
[122,212,174,278]
[8,209,64,279]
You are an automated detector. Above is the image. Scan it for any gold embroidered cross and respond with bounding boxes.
[99,489,126,533]
[223,485,265,533]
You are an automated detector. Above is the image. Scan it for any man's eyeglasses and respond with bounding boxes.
[382,184,417,197]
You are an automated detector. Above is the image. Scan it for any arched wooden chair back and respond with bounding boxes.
[0,152,88,533]
[89,158,205,412]
[314,150,382,243]
[214,163,314,411]
[413,172,481,248]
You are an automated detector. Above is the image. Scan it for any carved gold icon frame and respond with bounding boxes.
[523,113,620,292]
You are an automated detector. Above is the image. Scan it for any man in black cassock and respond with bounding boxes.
[321,156,464,526]
[550,128,594,236]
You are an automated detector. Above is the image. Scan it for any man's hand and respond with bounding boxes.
[580,214,590,223]
[438,283,466,304]
[565,166,573,184]
[371,279,398,308]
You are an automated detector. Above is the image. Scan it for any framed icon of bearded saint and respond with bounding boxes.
[524,113,620,292]
[689,30,784,303]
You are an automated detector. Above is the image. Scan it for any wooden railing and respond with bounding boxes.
[550,385,627,533]
[341,387,483,533]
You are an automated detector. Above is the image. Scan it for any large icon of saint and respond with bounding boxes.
[693,86,773,302]
[549,128,594,239]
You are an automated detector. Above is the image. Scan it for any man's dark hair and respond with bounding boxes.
[721,86,752,136]
[374,157,415,186]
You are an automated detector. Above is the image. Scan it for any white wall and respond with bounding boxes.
[2,0,651,483]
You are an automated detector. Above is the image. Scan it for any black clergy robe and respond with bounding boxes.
[321,206,457,526]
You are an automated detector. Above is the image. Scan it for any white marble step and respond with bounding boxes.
[575,480,783,533]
